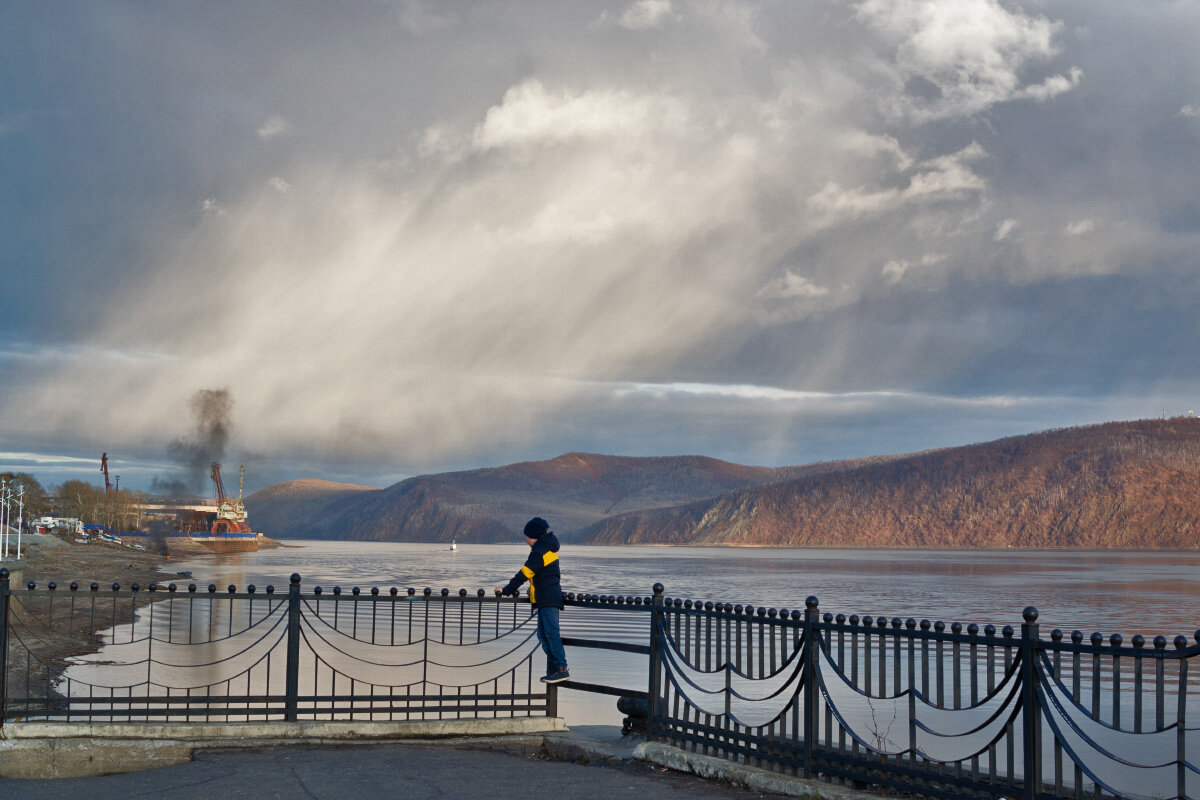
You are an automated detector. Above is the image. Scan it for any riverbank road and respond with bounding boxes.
[0,736,801,800]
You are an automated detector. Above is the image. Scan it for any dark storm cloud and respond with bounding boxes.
[1,0,1198,489]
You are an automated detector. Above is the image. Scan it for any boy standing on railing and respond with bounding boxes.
[497,516,570,684]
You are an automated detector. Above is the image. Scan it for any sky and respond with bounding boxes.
[2,0,1199,495]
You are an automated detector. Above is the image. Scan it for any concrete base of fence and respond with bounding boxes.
[633,741,877,800]
[0,717,567,779]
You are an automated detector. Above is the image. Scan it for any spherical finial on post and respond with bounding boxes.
[652,583,665,596]
[290,573,301,586]
[1022,606,1039,624]
[805,596,819,611]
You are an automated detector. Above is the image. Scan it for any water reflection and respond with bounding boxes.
[59,587,547,723]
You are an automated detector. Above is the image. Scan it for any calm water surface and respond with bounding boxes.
[165,542,1200,637]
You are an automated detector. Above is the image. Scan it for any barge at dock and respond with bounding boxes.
[189,463,261,552]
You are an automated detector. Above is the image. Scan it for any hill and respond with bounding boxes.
[246,453,800,543]
[245,479,378,537]
[577,418,1200,548]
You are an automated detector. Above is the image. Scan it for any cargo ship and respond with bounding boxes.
[187,463,260,552]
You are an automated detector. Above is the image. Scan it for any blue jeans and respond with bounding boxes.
[536,606,568,673]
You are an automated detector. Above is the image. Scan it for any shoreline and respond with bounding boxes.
[3,534,285,709]
[13,534,286,588]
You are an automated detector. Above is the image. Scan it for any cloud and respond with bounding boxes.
[806,143,988,225]
[594,0,681,31]
[1181,105,1200,118]
[469,79,689,153]
[257,114,292,140]
[269,176,291,193]
[993,218,1018,241]
[881,253,945,284]
[858,0,1080,119]
[1065,219,1095,236]
[757,270,830,300]
[396,0,459,35]
[1017,66,1083,102]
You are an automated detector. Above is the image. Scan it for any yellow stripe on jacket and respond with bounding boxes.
[521,565,536,603]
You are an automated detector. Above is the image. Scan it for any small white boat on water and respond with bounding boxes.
[450,539,457,551]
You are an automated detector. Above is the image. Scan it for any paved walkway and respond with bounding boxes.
[0,735,793,800]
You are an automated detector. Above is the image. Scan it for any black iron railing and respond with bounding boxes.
[0,570,550,723]
[556,586,1199,800]
[3,569,1198,799]
[634,585,1200,800]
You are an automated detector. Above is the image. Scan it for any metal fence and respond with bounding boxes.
[634,585,1200,800]
[0,570,550,723]
[3,568,1198,800]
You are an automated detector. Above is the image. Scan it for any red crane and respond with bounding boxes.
[101,453,112,493]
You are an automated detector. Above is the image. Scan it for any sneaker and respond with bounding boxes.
[540,669,570,684]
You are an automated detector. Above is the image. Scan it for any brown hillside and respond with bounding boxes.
[580,419,1200,548]
[249,453,793,543]
[245,479,377,537]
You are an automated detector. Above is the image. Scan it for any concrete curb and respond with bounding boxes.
[633,741,878,800]
[0,718,566,779]
[2,719,881,799]
[543,731,642,765]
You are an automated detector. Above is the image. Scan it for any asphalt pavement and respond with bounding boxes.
[0,738,792,800]
[0,536,842,799]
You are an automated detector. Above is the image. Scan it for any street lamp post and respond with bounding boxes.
[1,479,8,559]
[16,486,24,560]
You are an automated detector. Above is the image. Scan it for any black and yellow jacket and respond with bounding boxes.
[502,533,563,609]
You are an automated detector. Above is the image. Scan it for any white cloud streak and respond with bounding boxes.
[257,115,292,140]
[594,0,681,31]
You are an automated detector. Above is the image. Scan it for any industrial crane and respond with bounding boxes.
[209,462,252,534]
[101,453,112,493]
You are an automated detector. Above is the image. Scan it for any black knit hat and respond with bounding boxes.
[523,517,550,539]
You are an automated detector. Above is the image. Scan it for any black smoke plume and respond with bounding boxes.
[150,388,234,498]
[143,518,173,555]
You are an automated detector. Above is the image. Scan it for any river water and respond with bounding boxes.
[165,541,1200,637]
[151,542,1200,728]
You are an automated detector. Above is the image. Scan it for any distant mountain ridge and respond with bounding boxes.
[246,419,1200,549]
[579,419,1200,548]
[246,453,800,543]
[245,478,378,536]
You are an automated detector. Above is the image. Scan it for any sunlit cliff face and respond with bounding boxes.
[3,1,1199,486]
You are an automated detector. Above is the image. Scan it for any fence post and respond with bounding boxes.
[1020,606,1041,800]
[803,595,820,778]
[0,568,9,726]
[285,573,302,722]
[647,583,664,741]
